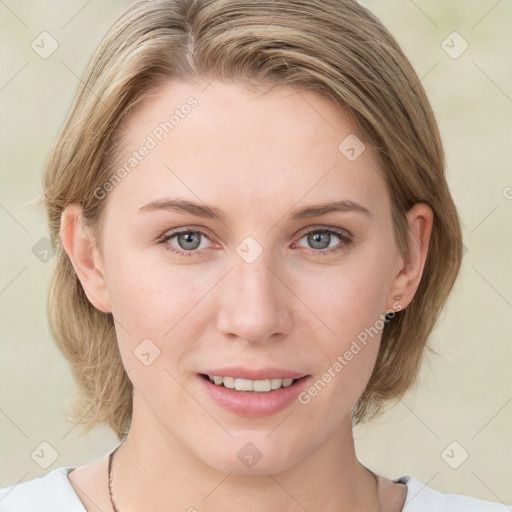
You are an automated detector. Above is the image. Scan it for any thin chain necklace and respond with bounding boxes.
[108,444,122,512]
[107,444,381,512]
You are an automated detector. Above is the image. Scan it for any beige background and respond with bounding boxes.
[1,0,511,505]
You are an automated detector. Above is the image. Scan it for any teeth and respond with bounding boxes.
[223,376,235,389]
[207,375,296,392]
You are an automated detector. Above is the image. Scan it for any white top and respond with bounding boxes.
[0,467,509,511]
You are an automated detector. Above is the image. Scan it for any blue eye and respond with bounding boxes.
[157,227,352,257]
[159,229,210,257]
[296,228,353,256]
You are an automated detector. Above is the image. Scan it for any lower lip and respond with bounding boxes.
[197,374,311,418]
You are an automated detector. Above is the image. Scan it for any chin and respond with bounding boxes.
[196,432,307,476]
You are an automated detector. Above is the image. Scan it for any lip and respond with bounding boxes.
[200,367,308,380]
[197,372,311,418]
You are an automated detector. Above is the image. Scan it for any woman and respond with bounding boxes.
[0,0,507,510]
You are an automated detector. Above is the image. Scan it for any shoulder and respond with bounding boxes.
[396,474,510,511]
[0,468,86,512]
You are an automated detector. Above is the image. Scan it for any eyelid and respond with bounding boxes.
[295,224,353,240]
[157,225,215,242]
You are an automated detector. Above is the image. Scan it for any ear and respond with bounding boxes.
[386,202,433,311]
[60,203,112,313]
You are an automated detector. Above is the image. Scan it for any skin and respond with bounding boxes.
[61,80,433,512]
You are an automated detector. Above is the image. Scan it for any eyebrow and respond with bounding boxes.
[138,198,226,221]
[138,198,372,220]
[289,200,371,219]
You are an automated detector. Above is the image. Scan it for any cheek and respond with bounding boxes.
[293,251,393,344]
[104,243,203,325]
[292,275,384,424]
[102,250,207,371]
[289,246,393,399]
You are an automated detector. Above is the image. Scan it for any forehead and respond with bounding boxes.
[107,80,389,219]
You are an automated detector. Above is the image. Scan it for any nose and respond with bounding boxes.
[216,249,293,344]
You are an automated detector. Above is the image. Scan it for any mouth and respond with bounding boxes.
[197,372,312,417]
[196,364,313,418]
[198,373,309,392]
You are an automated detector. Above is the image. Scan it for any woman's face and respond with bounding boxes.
[88,80,408,474]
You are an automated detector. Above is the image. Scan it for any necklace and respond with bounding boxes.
[108,445,381,512]
[108,444,122,512]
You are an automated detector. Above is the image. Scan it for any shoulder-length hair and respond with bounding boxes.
[38,0,463,439]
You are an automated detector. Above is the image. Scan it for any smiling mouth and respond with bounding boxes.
[199,373,309,392]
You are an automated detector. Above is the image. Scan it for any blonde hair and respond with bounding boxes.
[38,0,463,439]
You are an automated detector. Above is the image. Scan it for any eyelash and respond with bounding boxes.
[157,227,353,258]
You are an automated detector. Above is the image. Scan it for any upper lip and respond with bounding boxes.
[200,367,309,380]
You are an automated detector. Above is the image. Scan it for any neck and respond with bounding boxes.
[110,395,378,512]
